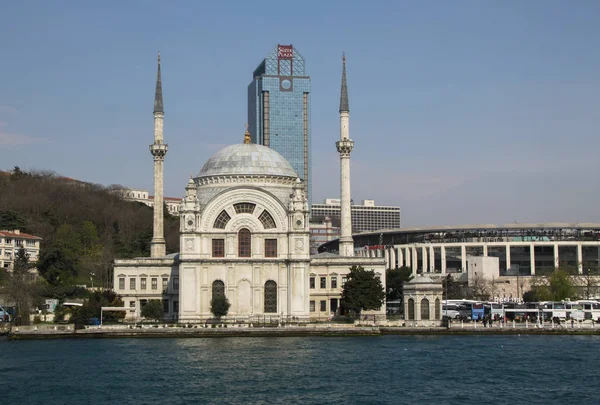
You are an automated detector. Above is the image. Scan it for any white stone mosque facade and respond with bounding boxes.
[113,54,385,322]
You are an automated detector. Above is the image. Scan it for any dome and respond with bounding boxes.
[197,143,298,179]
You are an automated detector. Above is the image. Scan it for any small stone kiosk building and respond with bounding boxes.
[403,275,443,327]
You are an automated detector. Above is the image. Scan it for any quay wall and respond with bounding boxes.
[6,322,600,340]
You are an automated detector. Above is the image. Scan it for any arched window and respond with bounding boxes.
[238,228,251,257]
[212,280,225,298]
[234,203,256,214]
[435,298,441,320]
[258,210,276,229]
[264,280,277,313]
[407,298,415,320]
[214,210,231,229]
[421,298,430,320]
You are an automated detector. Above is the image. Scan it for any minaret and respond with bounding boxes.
[150,52,168,257]
[336,53,354,257]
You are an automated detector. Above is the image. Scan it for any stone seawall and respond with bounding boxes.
[7,323,600,340]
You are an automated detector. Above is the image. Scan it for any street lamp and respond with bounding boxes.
[90,272,95,289]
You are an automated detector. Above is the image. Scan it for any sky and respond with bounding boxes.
[1,1,599,227]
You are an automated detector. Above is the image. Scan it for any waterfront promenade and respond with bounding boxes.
[5,320,600,339]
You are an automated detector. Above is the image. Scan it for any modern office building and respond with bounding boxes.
[309,217,340,255]
[248,44,311,205]
[311,199,401,232]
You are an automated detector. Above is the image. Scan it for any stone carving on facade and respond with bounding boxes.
[336,139,354,157]
[202,189,287,232]
[184,238,194,251]
[228,216,261,233]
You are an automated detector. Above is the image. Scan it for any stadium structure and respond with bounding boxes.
[319,223,600,300]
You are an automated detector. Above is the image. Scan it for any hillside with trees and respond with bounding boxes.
[0,167,179,289]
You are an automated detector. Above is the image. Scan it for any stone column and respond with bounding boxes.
[421,246,427,273]
[577,244,583,274]
[412,247,418,274]
[506,245,511,273]
[483,244,488,257]
[441,246,447,274]
[397,247,403,268]
[405,247,411,269]
[554,244,559,269]
[429,246,435,273]
[530,244,535,275]
[461,245,467,272]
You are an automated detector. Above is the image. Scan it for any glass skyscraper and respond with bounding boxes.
[248,44,311,205]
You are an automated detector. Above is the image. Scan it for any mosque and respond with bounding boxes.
[113,54,385,322]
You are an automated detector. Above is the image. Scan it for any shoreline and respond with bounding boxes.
[5,324,600,340]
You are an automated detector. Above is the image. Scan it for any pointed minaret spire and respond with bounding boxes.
[339,52,349,113]
[154,52,164,114]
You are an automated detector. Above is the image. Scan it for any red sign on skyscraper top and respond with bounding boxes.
[277,45,293,59]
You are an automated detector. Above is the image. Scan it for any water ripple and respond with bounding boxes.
[1,335,599,404]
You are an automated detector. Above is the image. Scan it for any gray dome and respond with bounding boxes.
[198,143,298,178]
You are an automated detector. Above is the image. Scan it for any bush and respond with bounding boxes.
[210,294,231,318]
[141,300,164,322]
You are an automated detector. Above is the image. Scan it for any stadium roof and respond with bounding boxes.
[354,222,600,236]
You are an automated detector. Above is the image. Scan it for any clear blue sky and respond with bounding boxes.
[1,1,599,226]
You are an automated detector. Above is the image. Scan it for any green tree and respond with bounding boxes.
[79,221,102,285]
[0,211,26,230]
[524,270,576,301]
[548,269,576,300]
[386,266,413,302]
[4,247,38,325]
[210,294,231,319]
[69,290,125,325]
[141,300,164,322]
[341,265,385,318]
[37,247,78,286]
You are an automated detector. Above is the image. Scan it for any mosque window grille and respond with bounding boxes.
[212,280,225,298]
[309,300,315,312]
[214,210,231,229]
[130,278,136,290]
[238,229,251,257]
[264,280,277,313]
[407,298,415,320]
[435,298,441,320]
[421,298,430,320]
[212,239,225,257]
[234,203,256,214]
[264,239,277,258]
[141,278,147,290]
[258,210,276,229]
[118,278,125,290]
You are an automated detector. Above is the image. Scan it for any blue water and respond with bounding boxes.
[1,335,599,404]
